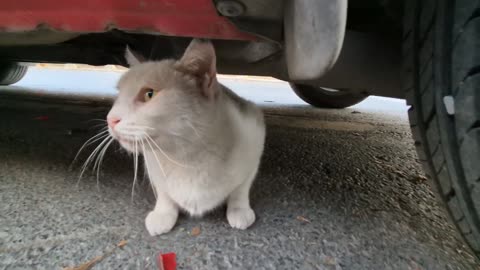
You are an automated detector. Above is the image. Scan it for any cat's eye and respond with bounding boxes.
[143,88,157,102]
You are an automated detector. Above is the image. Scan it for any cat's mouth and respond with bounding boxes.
[109,128,147,153]
[112,134,138,152]
[118,137,134,144]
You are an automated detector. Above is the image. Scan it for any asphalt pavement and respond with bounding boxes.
[0,67,477,269]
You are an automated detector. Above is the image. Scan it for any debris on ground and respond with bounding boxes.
[372,157,393,168]
[351,111,361,114]
[63,256,103,270]
[417,175,427,182]
[63,240,128,270]
[157,252,177,270]
[117,240,128,248]
[191,227,201,236]
[296,216,311,223]
[322,255,337,266]
[394,170,407,178]
[407,174,428,184]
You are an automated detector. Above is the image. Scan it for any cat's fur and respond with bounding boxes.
[107,39,266,235]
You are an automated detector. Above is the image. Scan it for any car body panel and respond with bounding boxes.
[0,0,257,40]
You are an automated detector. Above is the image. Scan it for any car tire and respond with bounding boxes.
[404,0,480,257]
[0,63,28,85]
[290,83,368,109]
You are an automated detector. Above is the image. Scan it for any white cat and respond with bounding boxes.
[106,39,266,235]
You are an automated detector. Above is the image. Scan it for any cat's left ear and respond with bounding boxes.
[175,39,217,99]
[125,46,146,66]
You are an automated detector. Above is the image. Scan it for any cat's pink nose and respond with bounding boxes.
[107,117,121,129]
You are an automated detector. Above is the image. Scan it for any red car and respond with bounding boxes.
[0,0,479,258]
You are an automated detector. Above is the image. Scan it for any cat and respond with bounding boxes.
[106,39,266,235]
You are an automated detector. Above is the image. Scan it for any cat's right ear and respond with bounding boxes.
[125,46,145,66]
[175,39,217,99]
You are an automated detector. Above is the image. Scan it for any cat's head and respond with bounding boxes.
[107,39,219,153]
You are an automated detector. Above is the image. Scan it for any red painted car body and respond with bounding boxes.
[0,0,256,40]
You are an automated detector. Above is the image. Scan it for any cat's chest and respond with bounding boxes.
[164,169,229,216]
[144,152,233,216]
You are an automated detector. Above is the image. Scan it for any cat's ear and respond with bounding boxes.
[175,39,217,99]
[125,46,145,66]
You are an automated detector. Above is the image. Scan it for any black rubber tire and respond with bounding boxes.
[404,0,480,257]
[290,83,368,109]
[0,63,28,85]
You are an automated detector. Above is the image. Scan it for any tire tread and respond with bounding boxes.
[0,63,27,85]
[404,0,480,257]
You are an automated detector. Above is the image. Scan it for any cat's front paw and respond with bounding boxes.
[145,210,178,236]
[227,207,255,230]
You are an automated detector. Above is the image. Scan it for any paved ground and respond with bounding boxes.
[0,68,478,269]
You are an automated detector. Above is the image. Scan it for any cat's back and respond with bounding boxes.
[221,84,264,127]
[221,84,265,165]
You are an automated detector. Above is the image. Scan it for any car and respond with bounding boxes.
[0,0,479,258]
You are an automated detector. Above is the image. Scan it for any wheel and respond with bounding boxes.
[404,0,480,257]
[290,83,368,109]
[0,63,28,85]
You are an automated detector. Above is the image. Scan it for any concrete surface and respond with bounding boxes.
[0,68,478,269]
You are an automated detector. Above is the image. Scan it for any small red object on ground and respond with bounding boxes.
[157,252,176,270]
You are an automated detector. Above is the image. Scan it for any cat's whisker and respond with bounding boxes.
[78,136,110,182]
[166,132,196,144]
[81,119,108,127]
[93,136,113,172]
[184,120,213,153]
[72,129,109,166]
[117,129,147,138]
[143,133,191,168]
[129,125,155,130]
[76,135,112,187]
[121,124,155,131]
[122,125,155,132]
[121,126,145,131]
[86,118,108,123]
[140,138,157,199]
[89,123,109,130]
[185,120,202,140]
[131,135,139,200]
[144,136,167,177]
[94,137,114,189]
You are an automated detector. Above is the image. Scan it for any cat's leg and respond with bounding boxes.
[226,170,257,230]
[145,189,178,236]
